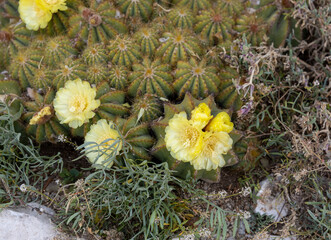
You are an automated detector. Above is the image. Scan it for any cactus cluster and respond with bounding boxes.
[0,0,286,181]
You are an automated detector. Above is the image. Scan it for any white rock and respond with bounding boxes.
[254,178,288,221]
[0,203,77,240]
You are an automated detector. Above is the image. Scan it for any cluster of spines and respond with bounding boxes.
[68,0,128,45]
[174,58,220,99]
[128,58,174,98]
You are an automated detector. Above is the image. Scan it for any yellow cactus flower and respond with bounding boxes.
[165,112,204,162]
[84,119,122,168]
[205,112,234,133]
[53,79,100,129]
[19,0,52,31]
[189,103,213,129]
[39,0,67,13]
[29,106,53,125]
[18,0,67,31]
[191,131,233,171]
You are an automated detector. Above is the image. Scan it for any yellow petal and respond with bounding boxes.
[205,112,234,133]
[165,112,204,162]
[53,79,100,128]
[191,131,233,171]
[19,0,52,31]
[84,119,122,168]
[189,103,213,129]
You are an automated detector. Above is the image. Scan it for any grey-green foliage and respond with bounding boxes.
[60,136,251,239]
[0,101,63,207]
[305,177,331,239]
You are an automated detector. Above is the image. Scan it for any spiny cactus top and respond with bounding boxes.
[156,29,201,66]
[0,22,32,56]
[52,58,87,89]
[134,27,160,57]
[131,94,163,122]
[116,0,153,22]
[68,0,127,45]
[108,36,141,67]
[82,43,108,65]
[128,58,174,98]
[168,7,195,29]
[176,0,211,14]
[217,0,244,16]
[108,65,128,90]
[9,48,43,88]
[44,36,78,66]
[195,8,233,45]
[174,58,220,99]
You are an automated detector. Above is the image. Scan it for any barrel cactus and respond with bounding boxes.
[176,0,211,14]
[9,48,43,88]
[131,94,163,122]
[134,27,160,57]
[151,93,246,182]
[108,65,128,90]
[174,58,220,99]
[156,29,201,66]
[52,58,87,89]
[43,36,78,66]
[68,0,128,45]
[194,8,233,45]
[168,7,195,29]
[116,0,153,22]
[108,36,141,67]
[82,43,108,65]
[127,58,174,98]
[113,115,155,160]
[216,66,243,112]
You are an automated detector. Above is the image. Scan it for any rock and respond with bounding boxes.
[0,202,83,240]
[254,178,288,221]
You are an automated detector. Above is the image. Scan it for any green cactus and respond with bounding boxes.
[151,92,243,182]
[82,43,108,65]
[176,0,211,14]
[9,48,43,88]
[217,0,244,16]
[156,29,202,66]
[71,81,130,137]
[40,0,82,36]
[52,58,87,89]
[108,36,141,67]
[131,94,163,122]
[22,88,70,143]
[113,115,155,160]
[252,0,302,47]
[0,22,32,56]
[216,66,243,112]
[0,0,19,20]
[30,66,54,90]
[194,8,233,45]
[134,27,160,57]
[127,58,174,98]
[0,79,22,116]
[230,137,261,172]
[68,0,128,45]
[86,63,108,84]
[168,7,195,29]
[235,13,268,46]
[116,0,153,22]
[0,42,10,71]
[108,65,128,90]
[44,36,78,67]
[174,58,220,99]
